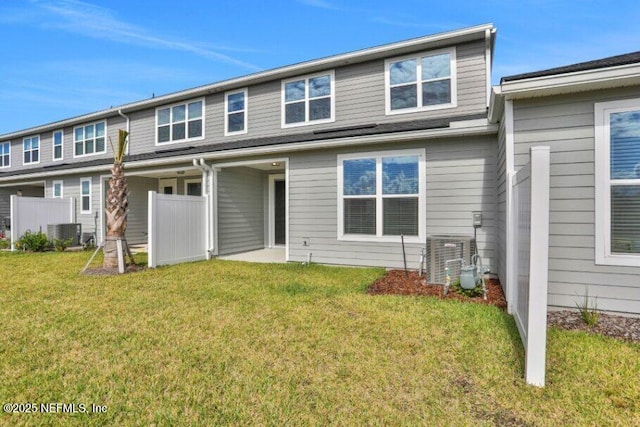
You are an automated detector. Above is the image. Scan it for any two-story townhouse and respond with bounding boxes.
[0,24,498,270]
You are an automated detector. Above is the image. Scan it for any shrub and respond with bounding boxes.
[53,237,74,252]
[0,239,9,250]
[17,230,51,252]
[576,290,600,327]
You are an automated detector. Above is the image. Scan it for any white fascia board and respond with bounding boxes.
[487,86,503,124]
[0,24,493,141]
[0,123,498,184]
[500,63,640,100]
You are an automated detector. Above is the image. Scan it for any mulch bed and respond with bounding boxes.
[81,264,146,276]
[368,270,640,344]
[367,269,507,310]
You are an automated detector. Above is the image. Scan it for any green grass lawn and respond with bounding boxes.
[0,251,638,426]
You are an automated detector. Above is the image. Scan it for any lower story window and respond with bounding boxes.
[595,99,640,266]
[338,149,425,241]
[52,180,63,198]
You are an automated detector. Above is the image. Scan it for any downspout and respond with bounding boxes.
[200,159,217,257]
[193,158,212,259]
[117,109,130,155]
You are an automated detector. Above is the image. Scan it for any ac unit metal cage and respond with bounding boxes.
[47,223,82,246]
[425,235,476,284]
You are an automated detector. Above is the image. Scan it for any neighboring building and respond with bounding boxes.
[490,51,640,315]
[1,24,639,315]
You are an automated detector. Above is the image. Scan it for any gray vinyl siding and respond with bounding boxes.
[123,176,156,244]
[495,117,508,286]
[288,136,496,269]
[1,116,126,174]
[512,86,640,315]
[217,167,265,255]
[79,40,488,158]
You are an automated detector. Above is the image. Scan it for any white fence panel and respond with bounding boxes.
[10,196,74,250]
[148,191,207,267]
[510,146,550,387]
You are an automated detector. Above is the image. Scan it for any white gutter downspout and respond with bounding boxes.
[200,159,217,257]
[193,158,217,259]
[117,109,130,155]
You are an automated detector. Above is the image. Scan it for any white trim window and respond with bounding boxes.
[156,99,204,144]
[74,122,106,157]
[338,149,426,242]
[0,142,10,168]
[52,180,63,198]
[225,89,248,135]
[80,177,92,214]
[595,99,640,266]
[385,47,457,114]
[282,71,335,127]
[23,135,40,165]
[53,130,63,161]
[184,178,202,196]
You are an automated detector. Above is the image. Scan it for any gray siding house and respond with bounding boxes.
[1,23,639,315]
[490,52,640,315]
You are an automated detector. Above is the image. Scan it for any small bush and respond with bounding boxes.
[0,239,10,250]
[576,291,600,327]
[17,230,51,252]
[450,279,484,298]
[53,237,74,252]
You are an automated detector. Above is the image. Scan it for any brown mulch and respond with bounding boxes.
[367,269,507,310]
[81,264,146,276]
[368,270,640,344]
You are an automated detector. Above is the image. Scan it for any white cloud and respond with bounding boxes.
[19,0,261,71]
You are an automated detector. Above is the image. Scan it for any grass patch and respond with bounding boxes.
[0,251,638,426]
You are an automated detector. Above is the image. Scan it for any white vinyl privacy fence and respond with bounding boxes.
[10,196,75,251]
[148,191,207,267]
[510,146,551,387]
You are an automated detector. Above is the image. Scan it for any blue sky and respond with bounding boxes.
[1,0,639,135]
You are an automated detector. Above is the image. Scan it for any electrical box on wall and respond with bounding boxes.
[472,211,482,227]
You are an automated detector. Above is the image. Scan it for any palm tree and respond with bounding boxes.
[104,129,131,270]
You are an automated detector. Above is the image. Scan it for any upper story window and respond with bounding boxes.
[74,122,106,157]
[282,71,334,127]
[337,149,426,243]
[23,135,40,165]
[156,99,204,144]
[385,47,456,114]
[0,142,9,168]
[595,99,640,267]
[225,89,247,135]
[53,130,63,161]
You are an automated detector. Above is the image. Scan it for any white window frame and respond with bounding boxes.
[73,121,107,158]
[52,130,64,161]
[155,98,205,145]
[384,47,457,115]
[52,180,63,199]
[80,177,92,214]
[224,88,248,136]
[281,70,335,128]
[0,141,10,169]
[23,135,40,165]
[337,148,426,243]
[184,178,202,196]
[595,98,640,266]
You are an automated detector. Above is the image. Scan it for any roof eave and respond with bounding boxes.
[500,62,640,100]
[0,23,494,141]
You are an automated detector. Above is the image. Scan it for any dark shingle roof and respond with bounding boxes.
[501,51,640,83]
[0,113,489,179]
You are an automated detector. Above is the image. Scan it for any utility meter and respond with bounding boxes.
[472,211,482,227]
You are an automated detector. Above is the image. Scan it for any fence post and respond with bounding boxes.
[10,195,16,251]
[525,146,551,387]
[148,191,156,268]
